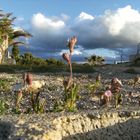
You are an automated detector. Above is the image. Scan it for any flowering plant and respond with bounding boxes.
[62,36,77,89]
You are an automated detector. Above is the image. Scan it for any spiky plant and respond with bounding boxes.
[87,74,101,94]
[53,99,64,112]
[65,84,79,111]
[0,98,8,114]
[31,92,46,113]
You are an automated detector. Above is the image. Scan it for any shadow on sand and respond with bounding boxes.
[63,118,140,140]
[0,121,14,140]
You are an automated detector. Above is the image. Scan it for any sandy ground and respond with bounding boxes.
[0,64,139,139]
[0,64,139,113]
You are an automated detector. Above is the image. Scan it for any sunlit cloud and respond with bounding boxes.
[77,12,94,21]
[104,5,140,35]
[32,13,65,30]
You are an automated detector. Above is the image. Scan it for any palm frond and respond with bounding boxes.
[9,41,26,46]
[0,13,5,17]
[13,30,32,38]
[11,17,16,22]
[5,13,13,18]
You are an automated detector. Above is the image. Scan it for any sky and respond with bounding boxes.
[1,0,140,63]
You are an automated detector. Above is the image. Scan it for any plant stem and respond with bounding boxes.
[69,53,72,78]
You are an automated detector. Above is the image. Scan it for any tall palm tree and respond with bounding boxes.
[0,10,32,64]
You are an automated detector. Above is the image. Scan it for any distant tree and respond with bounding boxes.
[86,55,105,66]
[46,58,64,66]
[33,57,48,65]
[56,60,64,66]
[17,53,64,66]
[19,53,33,65]
[46,58,57,65]
[11,45,19,61]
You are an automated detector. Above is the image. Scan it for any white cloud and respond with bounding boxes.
[59,45,83,56]
[83,48,118,58]
[32,13,65,30]
[59,49,82,56]
[77,12,94,21]
[103,5,140,35]
[73,50,82,55]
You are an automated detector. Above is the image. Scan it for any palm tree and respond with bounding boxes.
[86,55,105,66]
[0,10,32,64]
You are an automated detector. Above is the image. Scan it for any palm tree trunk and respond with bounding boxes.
[0,35,9,64]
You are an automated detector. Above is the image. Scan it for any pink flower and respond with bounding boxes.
[104,90,112,97]
[62,53,70,64]
[67,36,77,53]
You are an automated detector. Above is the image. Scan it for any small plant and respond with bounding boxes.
[15,73,46,113]
[111,78,123,108]
[87,74,101,94]
[87,82,99,94]
[64,84,79,111]
[31,92,46,113]
[115,93,123,108]
[53,99,64,112]
[0,99,8,114]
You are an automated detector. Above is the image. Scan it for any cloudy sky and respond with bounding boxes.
[1,0,140,63]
